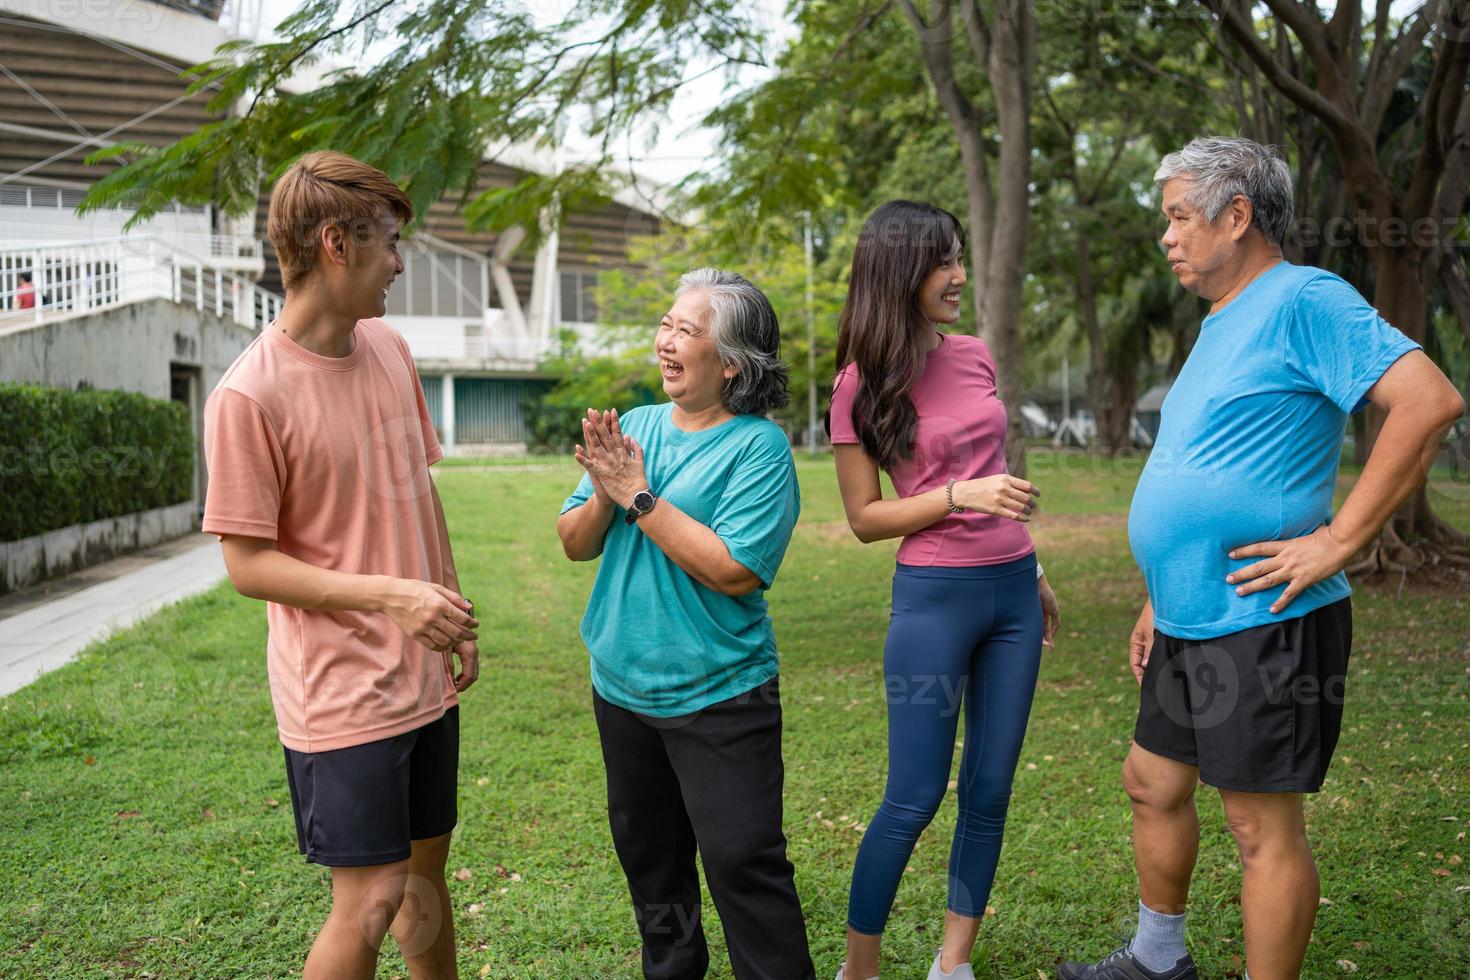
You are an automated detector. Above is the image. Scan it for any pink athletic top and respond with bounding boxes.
[828,332,1035,567]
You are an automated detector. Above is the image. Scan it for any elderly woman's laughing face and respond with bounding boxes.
[655,288,735,410]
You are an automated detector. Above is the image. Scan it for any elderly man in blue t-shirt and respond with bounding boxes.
[1060,138,1464,980]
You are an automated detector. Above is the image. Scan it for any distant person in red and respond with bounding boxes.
[15,271,35,310]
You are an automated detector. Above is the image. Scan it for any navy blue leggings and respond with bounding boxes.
[846,554,1044,935]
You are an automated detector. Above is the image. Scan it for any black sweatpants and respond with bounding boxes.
[593,677,816,980]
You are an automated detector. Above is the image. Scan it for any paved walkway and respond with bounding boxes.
[0,533,225,697]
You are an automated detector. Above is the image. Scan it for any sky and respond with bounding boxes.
[252,0,797,189]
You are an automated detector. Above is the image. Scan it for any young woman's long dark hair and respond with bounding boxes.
[830,200,966,469]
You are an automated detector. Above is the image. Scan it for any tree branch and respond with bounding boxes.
[1206,0,1355,136]
[1406,20,1470,220]
[245,0,400,119]
[1361,3,1434,136]
[963,0,991,68]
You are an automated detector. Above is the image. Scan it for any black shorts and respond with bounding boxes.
[1134,598,1351,793]
[282,706,459,867]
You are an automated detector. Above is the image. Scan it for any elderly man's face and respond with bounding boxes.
[1159,178,1242,298]
[655,289,734,408]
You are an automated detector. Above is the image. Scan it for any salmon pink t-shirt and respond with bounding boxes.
[829,333,1035,567]
[202,317,456,753]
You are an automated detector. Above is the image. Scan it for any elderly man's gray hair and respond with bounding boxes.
[676,268,791,416]
[1155,137,1294,246]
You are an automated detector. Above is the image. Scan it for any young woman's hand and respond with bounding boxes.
[1039,575,1061,648]
[951,474,1038,521]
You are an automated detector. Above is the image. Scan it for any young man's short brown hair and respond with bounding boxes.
[267,150,413,290]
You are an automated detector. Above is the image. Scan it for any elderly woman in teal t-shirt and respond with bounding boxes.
[555,268,815,980]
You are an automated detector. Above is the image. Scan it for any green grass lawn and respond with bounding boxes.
[2,450,1466,978]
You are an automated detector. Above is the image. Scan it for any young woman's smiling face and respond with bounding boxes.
[917,236,966,326]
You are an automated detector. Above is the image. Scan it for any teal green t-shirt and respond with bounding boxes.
[560,403,801,716]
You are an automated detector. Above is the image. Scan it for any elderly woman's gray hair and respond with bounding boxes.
[1155,137,1294,246]
[676,268,791,416]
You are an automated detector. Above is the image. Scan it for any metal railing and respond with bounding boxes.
[0,237,282,331]
[0,219,261,264]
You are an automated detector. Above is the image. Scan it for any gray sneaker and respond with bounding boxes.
[1057,944,1198,980]
[927,951,976,980]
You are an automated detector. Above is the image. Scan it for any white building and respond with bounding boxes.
[0,0,668,452]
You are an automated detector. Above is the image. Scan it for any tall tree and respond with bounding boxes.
[1204,0,1470,574]
[1032,0,1221,455]
[897,0,1035,474]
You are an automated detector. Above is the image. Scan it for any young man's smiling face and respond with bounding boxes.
[311,207,405,320]
[345,209,404,319]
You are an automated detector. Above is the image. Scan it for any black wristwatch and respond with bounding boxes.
[624,488,658,525]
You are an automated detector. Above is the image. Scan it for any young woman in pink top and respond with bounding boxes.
[829,200,1061,980]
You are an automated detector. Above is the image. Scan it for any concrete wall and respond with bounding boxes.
[0,501,198,595]
[0,297,257,400]
[0,297,259,520]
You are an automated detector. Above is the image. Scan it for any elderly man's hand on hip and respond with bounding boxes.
[1225,524,1354,615]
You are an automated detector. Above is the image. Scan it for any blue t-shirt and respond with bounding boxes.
[560,403,801,716]
[1129,263,1419,640]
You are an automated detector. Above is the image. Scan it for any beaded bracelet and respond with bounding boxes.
[944,478,963,514]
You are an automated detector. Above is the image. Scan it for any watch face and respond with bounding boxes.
[632,490,655,512]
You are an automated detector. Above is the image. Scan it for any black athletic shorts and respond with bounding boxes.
[282,706,459,867]
[1134,598,1351,793]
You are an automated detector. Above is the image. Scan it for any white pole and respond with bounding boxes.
[442,373,456,456]
[1061,353,1070,423]
[804,215,817,458]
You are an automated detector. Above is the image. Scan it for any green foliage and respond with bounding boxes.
[77,0,771,241]
[542,217,849,435]
[0,384,193,542]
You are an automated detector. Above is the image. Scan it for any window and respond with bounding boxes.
[558,269,599,324]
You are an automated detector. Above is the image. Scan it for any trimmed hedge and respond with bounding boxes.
[0,383,194,542]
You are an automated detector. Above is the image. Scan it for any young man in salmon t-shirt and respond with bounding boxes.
[203,150,480,979]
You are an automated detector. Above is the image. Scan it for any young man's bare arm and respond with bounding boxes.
[428,479,481,691]
[429,481,461,594]
[219,535,478,653]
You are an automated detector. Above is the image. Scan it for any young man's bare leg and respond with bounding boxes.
[304,859,411,980]
[391,832,458,980]
[1219,790,1316,980]
[1123,744,1201,914]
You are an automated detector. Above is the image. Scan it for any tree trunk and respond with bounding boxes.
[1075,231,1128,456]
[902,0,1033,476]
[1103,361,1139,454]
[1348,245,1469,575]
[982,0,1034,477]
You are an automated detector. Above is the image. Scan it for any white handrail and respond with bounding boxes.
[0,238,282,331]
